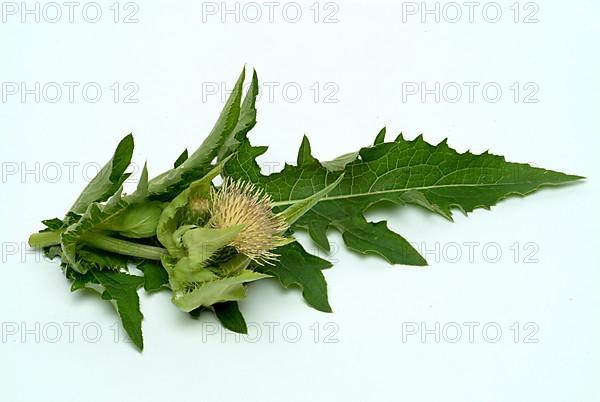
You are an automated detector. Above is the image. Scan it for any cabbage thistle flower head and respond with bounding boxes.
[209,178,288,265]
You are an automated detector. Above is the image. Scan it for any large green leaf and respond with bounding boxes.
[68,134,134,214]
[69,269,145,350]
[256,242,333,312]
[225,132,582,265]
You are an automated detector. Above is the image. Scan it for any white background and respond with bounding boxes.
[1,1,598,401]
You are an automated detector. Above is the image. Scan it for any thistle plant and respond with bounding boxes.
[28,68,583,351]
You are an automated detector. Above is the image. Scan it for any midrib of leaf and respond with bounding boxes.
[271,180,577,207]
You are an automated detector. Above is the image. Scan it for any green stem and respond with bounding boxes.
[28,231,62,248]
[80,233,167,260]
[29,231,168,261]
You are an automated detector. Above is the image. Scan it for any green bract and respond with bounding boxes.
[28,68,583,351]
[99,201,164,239]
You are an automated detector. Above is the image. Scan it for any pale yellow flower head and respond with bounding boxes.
[209,178,288,265]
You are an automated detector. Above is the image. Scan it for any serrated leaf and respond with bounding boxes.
[92,271,144,350]
[213,301,248,334]
[256,242,332,312]
[77,248,129,271]
[339,216,426,265]
[356,133,583,219]
[225,133,581,265]
[69,134,134,214]
[218,69,259,161]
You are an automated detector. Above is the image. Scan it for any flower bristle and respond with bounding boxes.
[209,178,288,265]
